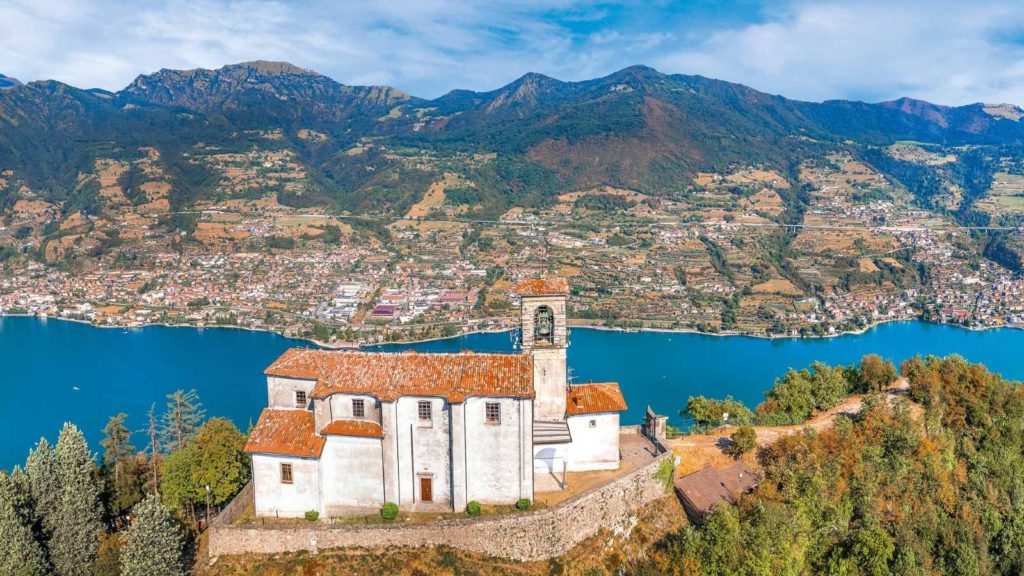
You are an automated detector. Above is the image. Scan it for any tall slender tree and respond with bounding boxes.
[101,413,135,476]
[51,423,103,576]
[160,389,205,453]
[101,413,143,517]
[24,437,59,546]
[148,403,161,499]
[0,472,49,576]
[120,494,185,576]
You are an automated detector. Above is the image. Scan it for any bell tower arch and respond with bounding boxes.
[515,278,569,421]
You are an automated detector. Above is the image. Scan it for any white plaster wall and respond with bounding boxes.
[566,413,620,471]
[327,393,381,422]
[320,436,384,512]
[464,397,527,503]
[252,454,320,518]
[395,396,451,506]
[531,348,567,420]
[267,376,315,410]
[533,443,569,473]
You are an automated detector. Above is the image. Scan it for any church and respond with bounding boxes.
[244,278,628,517]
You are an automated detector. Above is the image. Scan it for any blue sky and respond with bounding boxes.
[3,0,1024,105]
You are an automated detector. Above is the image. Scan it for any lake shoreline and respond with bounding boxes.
[2,312,1020,349]
[4,313,1024,470]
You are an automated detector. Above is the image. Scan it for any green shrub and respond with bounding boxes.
[466,501,482,516]
[304,510,319,522]
[727,425,757,457]
[380,502,399,521]
[515,498,531,511]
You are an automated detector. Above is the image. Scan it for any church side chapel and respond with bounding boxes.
[244,278,628,517]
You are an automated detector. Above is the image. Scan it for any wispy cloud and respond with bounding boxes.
[2,0,1024,105]
[655,0,1024,105]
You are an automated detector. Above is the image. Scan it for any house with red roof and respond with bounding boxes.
[245,278,628,517]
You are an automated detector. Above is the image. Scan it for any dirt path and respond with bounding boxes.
[667,379,911,474]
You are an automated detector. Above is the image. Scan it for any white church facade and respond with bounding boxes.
[244,278,628,517]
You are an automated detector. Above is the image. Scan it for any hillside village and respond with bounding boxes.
[2,146,1022,343]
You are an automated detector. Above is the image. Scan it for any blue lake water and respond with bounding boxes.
[2,316,1022,470]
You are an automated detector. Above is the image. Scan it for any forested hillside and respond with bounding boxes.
[5,61,1024,219]
[631,355,1024,575]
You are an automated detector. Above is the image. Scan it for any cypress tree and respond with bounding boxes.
[51,423,103,576]
[120,494,185,576]
[24,437,59,544]
[0,472,49,576]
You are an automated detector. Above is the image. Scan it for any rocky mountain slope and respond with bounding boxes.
[2,61,1024,218]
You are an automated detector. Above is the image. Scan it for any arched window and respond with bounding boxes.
[534,305,555,345]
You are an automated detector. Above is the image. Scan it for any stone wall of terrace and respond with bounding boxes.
[209,443,670,562]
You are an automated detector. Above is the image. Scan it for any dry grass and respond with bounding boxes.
[405,173,462,219]
[750,278,801,296]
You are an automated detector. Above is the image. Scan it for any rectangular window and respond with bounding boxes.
[485,402,501,424]
[294,390,307,408]
[589,419,597,428]
[352,399,365,418]
[280,463,293,484]
[417,400,432,423]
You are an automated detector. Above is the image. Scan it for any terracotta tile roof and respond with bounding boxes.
[514,277,570,296]
[674,463,760,518]
[265,349,534,402]
[321,419,384,439]
[244,409,325,458]
[566,382,627,415]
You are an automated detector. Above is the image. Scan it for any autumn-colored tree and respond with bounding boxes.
[859,354,897,392]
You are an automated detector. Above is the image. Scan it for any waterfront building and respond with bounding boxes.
[245,278,628,516]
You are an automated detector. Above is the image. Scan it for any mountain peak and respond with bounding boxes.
[0,73,22,89]
[225,61,321,76]
[606,64,664,82]
[119,61,411,120]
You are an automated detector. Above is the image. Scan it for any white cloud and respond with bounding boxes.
[654,0,1024,105]
[3,0,1024,105]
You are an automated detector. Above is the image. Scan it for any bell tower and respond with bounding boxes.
[515,278,569,421]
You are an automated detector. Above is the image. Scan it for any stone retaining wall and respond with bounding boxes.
[209,451,670,561]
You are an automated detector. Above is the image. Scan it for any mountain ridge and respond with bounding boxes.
[2,61,1024,219]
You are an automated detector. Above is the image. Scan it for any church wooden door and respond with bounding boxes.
[420,477,433,502]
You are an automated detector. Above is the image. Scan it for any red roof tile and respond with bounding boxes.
[321,419,384,439]
[265,349,534,402]
[244,409,325,458]
[514,277,570,296]
[566,382,627,415]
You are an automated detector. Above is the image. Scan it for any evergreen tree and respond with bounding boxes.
[24,437,59,544]
[51,423,102,576]
[102,412,135,469]
[120,495,185,576]
[101,413,143,517]
[0,472,49,576]
[160,389,205,453]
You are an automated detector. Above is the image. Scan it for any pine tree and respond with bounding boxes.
[160,389,206,453]
[120,494,185,576]
[148,403,161,499]
[0,472,49,576]
[24,437,59,544]
[102,412,135,470]
[102,413,142,517]
[51,423,103,576]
